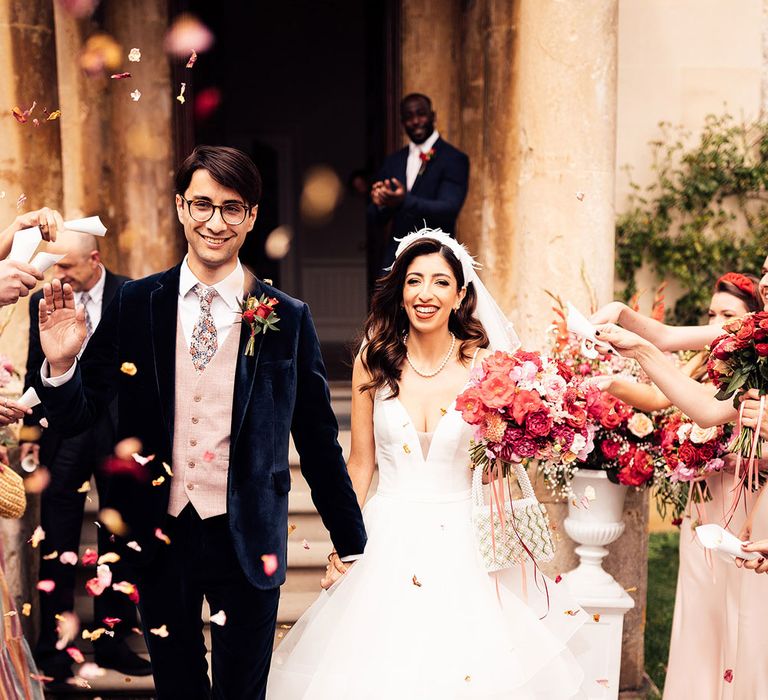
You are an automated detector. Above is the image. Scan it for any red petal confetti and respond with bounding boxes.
[261,553,278,576]
[186,49,198,68]
[203,451,215,462]
[593,613,601,622]
[724,669,733,683]
[155,528,171,545]
[302,539,310,550]
[85,578,107,597]
[66,647,85,664]
[37,580,56,593]
[110,72,132,80]
[555,574,562,583]
[112,581,139,604]
[564,609,580,616]
[81,548,98,566]
[103,617,122,629]
[412,574,422,587]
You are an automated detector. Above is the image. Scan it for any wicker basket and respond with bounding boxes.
[0,465,26,520]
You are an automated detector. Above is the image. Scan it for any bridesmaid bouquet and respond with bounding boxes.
[708,311,768,490]
[456,349,595,478]
[654,411,732,521]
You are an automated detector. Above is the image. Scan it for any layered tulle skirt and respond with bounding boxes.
[268,489,587,699]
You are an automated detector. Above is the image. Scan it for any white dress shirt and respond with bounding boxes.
[43,258,245,387]
[405,129,440,191]
[77,263,106,330]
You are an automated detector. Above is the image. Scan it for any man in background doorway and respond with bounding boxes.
[367,93,469,272]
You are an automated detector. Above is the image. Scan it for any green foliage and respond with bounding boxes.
[616,114,768,324]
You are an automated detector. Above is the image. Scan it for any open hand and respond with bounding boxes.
[39,279,86,375]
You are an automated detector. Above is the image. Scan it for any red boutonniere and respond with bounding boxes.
[417,148,436,177]
[238,294,280,356]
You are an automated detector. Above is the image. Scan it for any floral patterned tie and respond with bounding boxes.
[80,291,94,342]
[189,284,218,372]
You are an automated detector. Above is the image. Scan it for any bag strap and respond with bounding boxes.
[514,461,537,500]
[471,464,485,506]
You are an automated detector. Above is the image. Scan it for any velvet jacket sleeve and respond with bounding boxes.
[34,286,123,438]
[23,291,46,428]
[290,304,367,558]
[401,150,469,221]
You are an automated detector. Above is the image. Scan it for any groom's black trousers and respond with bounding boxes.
[136,504,280,699]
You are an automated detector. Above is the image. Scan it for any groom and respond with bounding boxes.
[34,145,367,699]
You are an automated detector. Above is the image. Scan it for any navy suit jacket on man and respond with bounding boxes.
[367,136,469,268]
[35,263,367,589]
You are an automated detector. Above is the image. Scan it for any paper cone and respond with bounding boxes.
[17,387,41,409]
[29,252,66,274]
[62,216,107,237]
[8,228,42,263]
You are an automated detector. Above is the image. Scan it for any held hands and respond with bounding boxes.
[320,552,352,589]
[592,324,650,360]
[13,207,64,243]
[371,178,406,208]
[39,278,87,375]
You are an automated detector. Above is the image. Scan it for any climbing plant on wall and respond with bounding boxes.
[616,113,768,324]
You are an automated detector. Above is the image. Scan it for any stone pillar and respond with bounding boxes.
[0,0,63,637]
[102,0,180,278]
[400,0,461,145]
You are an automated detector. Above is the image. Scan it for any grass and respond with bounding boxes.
[645,531,680,693]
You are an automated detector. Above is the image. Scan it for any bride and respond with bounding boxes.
[267,229,587,699]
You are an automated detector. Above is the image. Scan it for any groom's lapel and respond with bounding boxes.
[150,264,181,446]
[231,272,265,450]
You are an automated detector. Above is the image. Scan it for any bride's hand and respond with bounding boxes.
[320,552,350,589]
[590,301,627,325]
[593,324,651,360]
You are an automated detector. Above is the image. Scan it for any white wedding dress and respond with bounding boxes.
[268,385,588,699]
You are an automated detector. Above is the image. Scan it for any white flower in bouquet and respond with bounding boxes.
[689,424,719,445]
[677,423,692,442]
[627,412,654,438]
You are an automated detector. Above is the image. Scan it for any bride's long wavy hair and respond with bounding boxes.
[360,238,489,397]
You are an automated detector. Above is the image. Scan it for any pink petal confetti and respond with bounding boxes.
[176,82,186,104]
[302,539,310,550]
[130,89,141,102]
[596,679,610,688]
[81,548,98,566]
[39,417,48,428]
[261,553,278,576]
[85,577,107,597]
[132,452,155,466]
[30,673,54,683]
[209,609,227,626]
[112,581,139,604]
[102,617,122,629]
[29,526,45,548]
[16,193,26,210]
[194,86,221,120]
[724,669,733,683]
[110,72,132,80]
[66,646,85,664]
[186,49,198,68]
[96,564,112,588]
[164,14,214,57]
[128,48,141,62]
[59,551,78,566]
[127,540,142,552]
[150,624,169,638]
[155,528,171,545]
[576,191,585,201]
[555,574,562,583]
[203,450,215,462]
[37,580,56,594]
[32,118,40,127]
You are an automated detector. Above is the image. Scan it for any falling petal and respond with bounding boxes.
[584,485,596,501]
[3,610,16,617]
[555,574,562,583]
[59,551,78,566]
[264,226,292,260]
[39,417,48,428]
[127,540,142,552]
[186,49,198,68]
[57,0,99,18]
[193,87,221,120]
[209,610,226,626]
[403,444,411,454]
[132,452,154,466]
[66,647,85,664]
[97,552,120,565]
[42,551,58,560]
[77,481,91,493]
[576,192,585,201]
[11,107,27,124]
[17,193,27,210]
[55,611,80,650]
[79,33,122,76]
[79,662,106,679]
[150,624,169,638]
[130,90,141,102]
[464,675,471,682]
[564,609,580,616]
[261,553,278,576]
[112,581,139,603]
[302,539,310,550]
[624,586,637,593]
[592,613,601,622]
[162,462,173,476]
[596,679,609,688]
[21,603,31,616]
[155,528,171,545]
[152,476,165,487]
[29,526,45,548]
[37,580,56,593]
[102,617,121,629]
[288,523,297,535]
[120,362,137,376]
[85,578,107,597]
[99,508,128,536]
[164,14,214,57]
[412,575,422,587]
[32,118,40,127]
[46,110,61,121]
[724,669,733,683]
[81,548,98,566]
[176,82,186,104]
[128,48,141,62]
[203,451,215,462]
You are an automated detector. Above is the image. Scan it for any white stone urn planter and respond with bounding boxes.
[563,468,634,699]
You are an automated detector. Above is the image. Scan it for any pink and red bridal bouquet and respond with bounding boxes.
[654,411,732,520]
[708,312,768,493]
[580,389,664,489]
[456,350,595,484]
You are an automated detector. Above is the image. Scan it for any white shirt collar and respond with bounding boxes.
[408,129,440,156]
[78,264,106,304]
[179,256,245,312]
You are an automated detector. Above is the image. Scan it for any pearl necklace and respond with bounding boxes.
[404,332,456,378]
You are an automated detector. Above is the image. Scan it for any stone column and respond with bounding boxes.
[0,0,63,636]
[400,0,461,145]
[102,0,180,278]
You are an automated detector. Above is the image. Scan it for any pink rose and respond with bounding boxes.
[456,387,487,425]
[525,410,553,437]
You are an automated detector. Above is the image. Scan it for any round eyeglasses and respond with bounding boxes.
[181,197,252,226]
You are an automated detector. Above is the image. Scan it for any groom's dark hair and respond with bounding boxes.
[175,145,262,206]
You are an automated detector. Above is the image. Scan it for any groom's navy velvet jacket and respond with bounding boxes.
[35,263,366,589]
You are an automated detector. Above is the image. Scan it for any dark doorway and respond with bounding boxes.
[171,0,399,378]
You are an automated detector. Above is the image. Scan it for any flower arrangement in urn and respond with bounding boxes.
[456,349,595,482]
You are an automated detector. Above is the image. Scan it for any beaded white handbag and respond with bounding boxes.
[471,462,555,572]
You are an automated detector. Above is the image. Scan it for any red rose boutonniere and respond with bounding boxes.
[417,148,436,177]
[238,294,280,356]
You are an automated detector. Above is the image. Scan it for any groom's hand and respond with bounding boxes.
[320,552,351,589]
[39,279,87,376]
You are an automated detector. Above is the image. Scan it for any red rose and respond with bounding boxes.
[697,442,717,462]
[756,343,768,357]
[618,447,634,469]
[511,436,539,458]
[565,406,587,429]
[600,406,624,430]
[760,318,768,330]
[678,441,702,468]
[256,303,271,319]
[242,309,256,323]
[556,360,574,382]
[736,316,756,340]
[525,410,553,437]
[600,439,621,460]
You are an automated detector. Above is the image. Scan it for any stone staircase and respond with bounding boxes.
[47,382,359,699]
